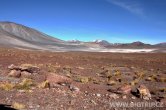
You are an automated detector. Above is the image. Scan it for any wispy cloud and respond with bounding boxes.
[106,0,145,18]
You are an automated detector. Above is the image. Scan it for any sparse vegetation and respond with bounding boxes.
[38,80,50,88]
[114,70,121,76]
[89,77,101,84]
[0,48,165,109]
[159,88,166,92]
[12,102,26,109]
[0,82,15,91]
[15,78,34,90]
[75,76,90,83]
[136,72,145,79]
[130,79,139,86]
[107,80,116,86]
[159,78,166,82]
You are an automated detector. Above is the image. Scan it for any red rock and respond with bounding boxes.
[19,64,39,73]
[21,71,32,78]
[46,73,72,87]
[117,85,132,94]
[8,70,21,78]
[8,64,18,70]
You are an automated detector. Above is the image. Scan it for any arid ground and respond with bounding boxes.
[0,48,165,110]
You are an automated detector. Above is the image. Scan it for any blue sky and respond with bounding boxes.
[0,0,166,44]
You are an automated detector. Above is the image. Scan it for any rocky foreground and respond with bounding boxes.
[0,48,165,110]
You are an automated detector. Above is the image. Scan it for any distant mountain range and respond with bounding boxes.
[68,39,166,49]
[0,21,165,53]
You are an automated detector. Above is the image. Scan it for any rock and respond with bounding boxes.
[137,85,151,100]
[84,91,88,94]
[117,85,132,94]
[145,77,153,81]
[131,96,136,99]
[58,82,67,86]
[122,95,127,99]
[19,64,39,73]
[8,70,21,78]
[96,93,101,97]
[8,64,39,75]
[69,85,80,92]
[8,64,17,70]
[160,99,166,106]
[18,90,26,93]
[109,93,119,99]
[21,71,31,78]
[90,100,97,105]
[46,73,72,87]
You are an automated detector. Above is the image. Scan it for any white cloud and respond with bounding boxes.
[106,0,145,18]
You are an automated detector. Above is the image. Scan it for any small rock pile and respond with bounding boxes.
[109,84,152,100]
[8,64,40,78]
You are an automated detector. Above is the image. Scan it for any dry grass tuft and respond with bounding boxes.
[75,76,90,83]
[130,79,139,86]
[107,80,116,86]
[0,82,15,91]
[12,102,26,109]
[38,80,50,88]
[15,78,34,90]
[114,70,121,76]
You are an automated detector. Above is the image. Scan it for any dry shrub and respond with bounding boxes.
[15,78,34,90]
[12,102,25,109]
[75,76,90,83]
[0,82,14,91]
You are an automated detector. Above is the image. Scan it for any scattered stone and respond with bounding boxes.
[8,70,21,78]
[77,67,85,70]
[58,82,67,86]
[69,85,80,92]
[160,99,166,106]
[18,90,26,93]
[131,96,136,99]
[8,64,40,78]
[36,105,40,108]
[21,71,31,78]
[84,91,88,94]
[96,93,101,97]
[145,77,153,81]
[69,100,75,105]
[117,85,132,94]
[29,105,34,109]
[90,100,97,105]
[8,64,18,70]
[107,80,116,86]
[137,85,151,100]
[46,73,72,86]
[122,95,127,99]
[19,64,39,73]
[109,93,119,99]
